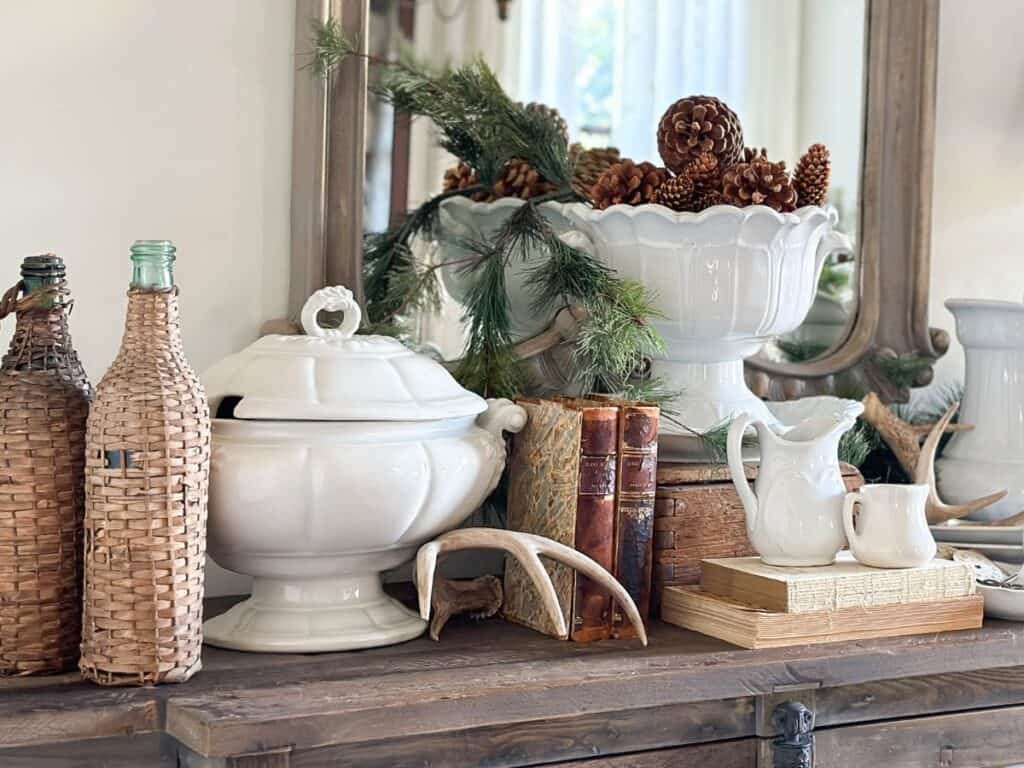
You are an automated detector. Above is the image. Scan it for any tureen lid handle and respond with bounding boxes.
[300,285,362,341]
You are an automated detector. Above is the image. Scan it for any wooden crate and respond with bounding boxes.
[652,462,863,613]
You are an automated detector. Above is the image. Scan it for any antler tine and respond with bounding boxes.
[914,402,1007,524]
[415,540,442,622]
[414,529,648,645]
[523,532,648,646]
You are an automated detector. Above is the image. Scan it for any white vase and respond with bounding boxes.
[936,299,1024,521]
[552,203,853,433]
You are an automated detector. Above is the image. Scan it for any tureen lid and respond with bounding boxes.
[203,286,486,421]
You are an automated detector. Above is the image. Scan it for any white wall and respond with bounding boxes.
[928,0,1024,389]
[0,0,296,595]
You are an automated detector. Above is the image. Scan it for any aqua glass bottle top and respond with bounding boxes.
[129,240,176,290]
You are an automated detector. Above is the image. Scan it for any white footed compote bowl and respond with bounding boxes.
[201,286,526,652]
[551,202,852,436]
[439,196,565,342]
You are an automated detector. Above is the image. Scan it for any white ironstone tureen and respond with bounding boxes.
[201,285,526,652]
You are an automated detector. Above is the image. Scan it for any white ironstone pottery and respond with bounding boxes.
[936,299,1024,521]
[201,286,526,652]
[438,196,562,342]
[727,399,864,566]
[842,484,936,569]
[551,202,853,434]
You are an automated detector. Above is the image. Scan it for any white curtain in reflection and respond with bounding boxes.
[513,0,803,166]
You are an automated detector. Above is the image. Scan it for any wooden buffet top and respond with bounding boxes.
[4,596,1024,767]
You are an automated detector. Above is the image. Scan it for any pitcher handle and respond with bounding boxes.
[727,414,758,536]
[842,491,862,550]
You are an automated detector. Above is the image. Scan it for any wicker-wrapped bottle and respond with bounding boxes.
[80,241,211,685]
[0,255,91,675]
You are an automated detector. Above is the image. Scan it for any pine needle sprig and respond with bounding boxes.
[875,352,934,389]
[308,17,358,76]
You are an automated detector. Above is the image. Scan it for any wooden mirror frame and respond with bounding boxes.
[284,0,944,403]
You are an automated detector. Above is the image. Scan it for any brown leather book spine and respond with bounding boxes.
[611,403,659,638]
[570,405,619,642]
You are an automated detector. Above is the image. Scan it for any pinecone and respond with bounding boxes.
[591,160,670,209]
[655,174,695,211]
[570,143,621,200]
[793,143,831,207]
[492,158,558,200]
[522,101,569,145]
[657,95,744,174]
[742,146,769,163]
[684,151,721,194]
[692,189,724,211]
[721,159,798,212]
[442,163,490,201]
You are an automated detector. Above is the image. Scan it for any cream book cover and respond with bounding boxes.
[661,586,984,649]
[700,552,975,614]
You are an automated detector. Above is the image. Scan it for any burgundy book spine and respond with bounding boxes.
[611,403,659,638]
[570,405,619,642]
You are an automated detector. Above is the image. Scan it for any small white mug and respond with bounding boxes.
[842,484,936,569]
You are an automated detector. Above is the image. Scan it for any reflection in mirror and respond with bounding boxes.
[364,0,865,365]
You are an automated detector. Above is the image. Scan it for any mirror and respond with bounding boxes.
[362,0,866,365]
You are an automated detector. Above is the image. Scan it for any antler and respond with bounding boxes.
[861,392,971,477]
[914,402,1007,524]
[428,575,503,641]
[415,528,648,646]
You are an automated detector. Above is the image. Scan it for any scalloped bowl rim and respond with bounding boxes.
[550,201,830,226]
[439,196,530,214]
[440,195,832,226]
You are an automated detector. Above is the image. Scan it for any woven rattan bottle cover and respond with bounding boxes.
[80,241,211,686]
[0,255,92,675]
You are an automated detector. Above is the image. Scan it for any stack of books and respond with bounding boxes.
[502,397,658,642]
[661,553,983,649]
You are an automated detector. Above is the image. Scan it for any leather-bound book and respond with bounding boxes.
[503,398,618,641]
[610,402,659,638]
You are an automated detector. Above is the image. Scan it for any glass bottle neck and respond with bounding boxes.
[130,240,176,290]
[20,254,66,309]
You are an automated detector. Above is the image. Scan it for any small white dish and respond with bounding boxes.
[977,581,1024,621]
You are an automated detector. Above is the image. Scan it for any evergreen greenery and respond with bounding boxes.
[312,20,670,402]
[875,352,934,390]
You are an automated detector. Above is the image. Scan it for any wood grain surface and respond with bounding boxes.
[4,597,1024,766]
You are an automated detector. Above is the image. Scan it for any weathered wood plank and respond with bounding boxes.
[0,697,159,750]
[755,665,1024,736]
[0,732,170,768]
[165,621,1024,757]
[286,701,752,768]
[811,704,1024,767]
[6,602,1024,759]
[552,739,757,768]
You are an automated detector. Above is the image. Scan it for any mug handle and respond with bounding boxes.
[842,492,862,550]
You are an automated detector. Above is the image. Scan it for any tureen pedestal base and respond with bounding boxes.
[203,575,426,653]
[654,358,780,436]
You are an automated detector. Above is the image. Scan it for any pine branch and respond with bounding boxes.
[875,352,933,389]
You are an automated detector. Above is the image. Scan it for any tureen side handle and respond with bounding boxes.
[477,398,528,438]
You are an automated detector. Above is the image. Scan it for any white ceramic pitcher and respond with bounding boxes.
[727,400,864,566]
[842,484,936,568]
